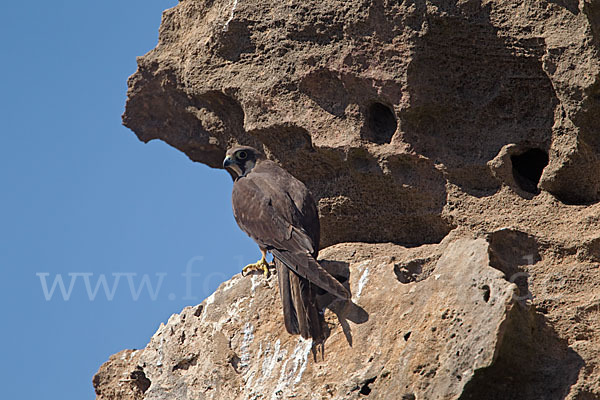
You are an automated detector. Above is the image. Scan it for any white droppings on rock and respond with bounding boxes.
[250,274,262,293]
[205,292,216,306]
[292,338,312,384]
[271,338,313,399]
[207,294,249,333]
[239,322,255,370]
[257,342,263,360]
[222,275,242,291]
[200,292,216,323]
[223,0,239,32]
[355,261,372,301]
[245,341,264,388]
[261,339,285,380]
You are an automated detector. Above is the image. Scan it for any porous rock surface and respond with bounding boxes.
[95,1,600,399]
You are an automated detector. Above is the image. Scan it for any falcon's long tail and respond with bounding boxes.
[274,258,323,342]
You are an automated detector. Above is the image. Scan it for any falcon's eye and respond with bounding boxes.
[237,151,248,160]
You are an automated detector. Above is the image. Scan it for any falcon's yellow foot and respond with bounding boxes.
[242,255,271,277]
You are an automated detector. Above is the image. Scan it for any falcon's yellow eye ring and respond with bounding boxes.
[237,151,248,160]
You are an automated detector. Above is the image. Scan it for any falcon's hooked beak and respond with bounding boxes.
[223,155,243,179]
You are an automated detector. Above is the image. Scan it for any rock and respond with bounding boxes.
[123,0,600,247]
[93,350,149,400]
[96,236,576,399]
[97,0,600,398]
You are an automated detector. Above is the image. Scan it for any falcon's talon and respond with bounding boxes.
[242,255,271,277]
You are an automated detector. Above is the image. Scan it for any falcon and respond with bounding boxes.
[223,146,349,342]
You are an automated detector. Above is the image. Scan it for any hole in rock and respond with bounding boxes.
[394,260,423,283]
[481,285,491,302]
[359,377,377,396]
[510,148,549,194]
[194,304,204,317]
[367,102,397,144]
[404,331,412,341]
[172,355,198,372]
[130,366,151,393]
[229,353,242,373]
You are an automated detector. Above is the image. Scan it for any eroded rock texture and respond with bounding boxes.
[96,0,600,399]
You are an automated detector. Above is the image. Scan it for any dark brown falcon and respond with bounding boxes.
[223,146,349,341]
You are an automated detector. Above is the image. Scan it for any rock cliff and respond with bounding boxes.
[95,1,600,399]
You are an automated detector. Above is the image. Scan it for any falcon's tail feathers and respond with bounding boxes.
[275,258,323,342]
[276,261,299,335]
[272,249,350,300]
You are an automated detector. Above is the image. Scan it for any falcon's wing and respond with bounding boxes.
[271,248,348,300]
[232,166,348,300]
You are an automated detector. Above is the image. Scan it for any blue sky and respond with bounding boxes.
[0,1,258,398]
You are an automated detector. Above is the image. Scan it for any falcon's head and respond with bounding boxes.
[223,146,264,180]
